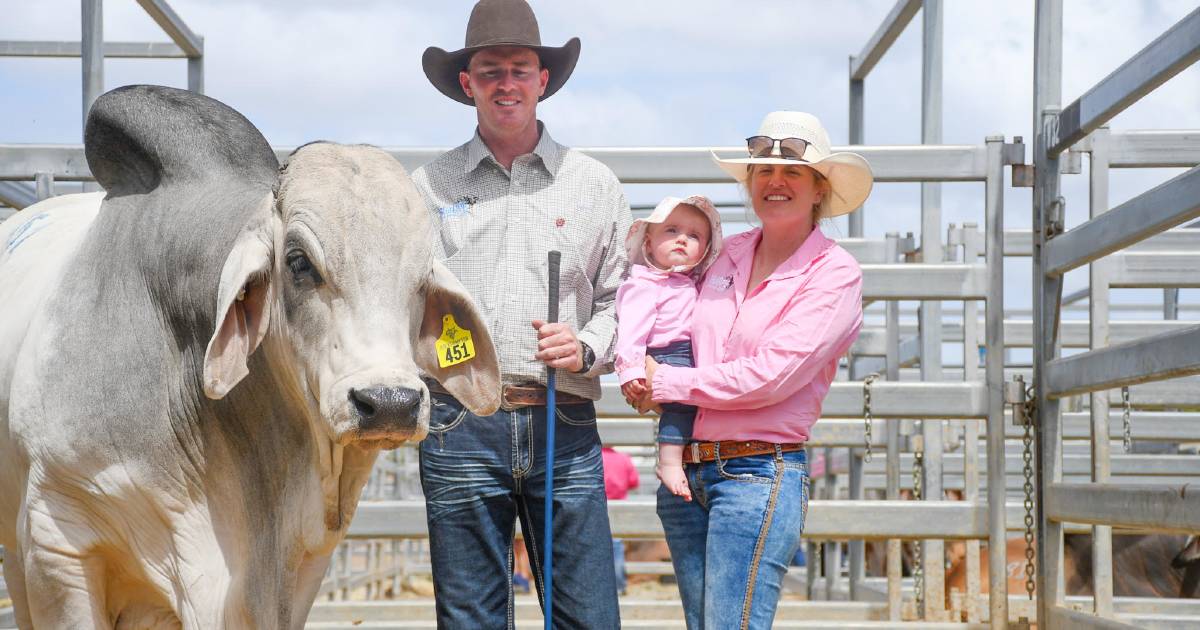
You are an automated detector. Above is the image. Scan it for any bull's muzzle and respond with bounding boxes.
[349,385,423,437]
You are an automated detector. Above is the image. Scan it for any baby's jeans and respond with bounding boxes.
[649,340,697,445]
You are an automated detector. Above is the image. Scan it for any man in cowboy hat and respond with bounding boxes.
[410,0,629,626]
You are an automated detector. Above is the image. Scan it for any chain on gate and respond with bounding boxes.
[1121,386,1133,453]
[863,373,879,463]
[912,444,924,612]
[1020,382,1036,600]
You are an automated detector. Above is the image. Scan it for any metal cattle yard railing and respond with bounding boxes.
[2,2,1200,629]
[0,0,203,210]
[339,135,1020,629]
[1,143,1035,628]
[1029,2,1200,630]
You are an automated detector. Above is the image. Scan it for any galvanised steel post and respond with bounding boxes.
[918,0,945,619]
[959,219,981,624]
[188,41,204,94]
[822,446,841,600]
[1165,289,1180,319]
[1087,127,1115,616]
[1033,0,1065,626]
[35,172,54,200]
[81,0,103,193]
[884,231,903,621]
[848,438,865,601]
[81,0,103,131]
[849,63,865,238]
[983,135,1008,629]
[847,281,866,601]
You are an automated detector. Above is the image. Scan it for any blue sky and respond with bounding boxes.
[2,0,1198,313]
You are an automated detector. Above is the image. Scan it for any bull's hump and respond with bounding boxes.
[84,85,279,196]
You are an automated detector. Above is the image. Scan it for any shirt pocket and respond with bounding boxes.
[531,205,606,320]
[433,200,475,259]
[554,210,610,281]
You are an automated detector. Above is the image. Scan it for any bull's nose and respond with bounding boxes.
[350,386,423,430]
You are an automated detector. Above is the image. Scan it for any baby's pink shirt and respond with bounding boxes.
[651,227,863,444]
[614,264,698,385]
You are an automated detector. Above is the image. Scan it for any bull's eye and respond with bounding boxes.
[286,250,324,286]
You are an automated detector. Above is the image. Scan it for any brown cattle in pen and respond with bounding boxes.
[1063,533,1200,598]
[942,533,1200,619]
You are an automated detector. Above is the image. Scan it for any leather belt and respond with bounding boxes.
[683,440,805,464]
[425,381,591,411]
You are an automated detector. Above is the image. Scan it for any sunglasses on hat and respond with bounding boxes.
[746,135,812,161]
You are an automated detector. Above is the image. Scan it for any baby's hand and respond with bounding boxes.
[621,379,647,403]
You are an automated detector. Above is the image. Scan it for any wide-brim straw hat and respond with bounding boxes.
[625,195,723,275]
[712,111,874,218]
[422,0,580,106]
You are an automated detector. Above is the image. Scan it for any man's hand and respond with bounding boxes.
[532,320,583,372]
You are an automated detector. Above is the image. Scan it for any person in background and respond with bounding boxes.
[631,111,872,629]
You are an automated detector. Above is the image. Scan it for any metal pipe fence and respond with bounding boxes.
[321,136,1021,624]
[5,147,1198,627]
[4,140,1199,625]
[1032,2,1200,628]
[3,3,1200,628]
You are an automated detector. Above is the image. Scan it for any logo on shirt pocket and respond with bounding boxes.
[706,274,734,291]
[438,196,476,219]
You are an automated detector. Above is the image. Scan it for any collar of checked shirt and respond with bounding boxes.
[465,120,564,177]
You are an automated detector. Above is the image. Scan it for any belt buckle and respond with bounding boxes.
[500,384,541,411]
[499,385,521,412]
[690,442,701,464]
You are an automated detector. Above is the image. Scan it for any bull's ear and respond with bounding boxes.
[203,228,274,399]
[416,261,501,415]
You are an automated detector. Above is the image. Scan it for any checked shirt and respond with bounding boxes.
[411,123,632,400]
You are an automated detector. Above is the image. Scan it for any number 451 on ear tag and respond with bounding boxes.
[436,314,476,368]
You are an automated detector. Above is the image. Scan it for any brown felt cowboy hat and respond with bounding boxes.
[422,0,581,106]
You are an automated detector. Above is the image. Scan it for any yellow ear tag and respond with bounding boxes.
[435,314,476,368]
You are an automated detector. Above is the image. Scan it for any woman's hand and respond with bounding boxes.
[645,355,659,383]
[635,357,661,414]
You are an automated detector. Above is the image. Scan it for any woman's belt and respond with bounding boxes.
[683,440,805,464]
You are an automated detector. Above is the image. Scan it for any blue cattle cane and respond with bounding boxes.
[544,250,560,630]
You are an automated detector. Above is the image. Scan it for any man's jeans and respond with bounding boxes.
[656,448,810,630]
[419,391,620,629]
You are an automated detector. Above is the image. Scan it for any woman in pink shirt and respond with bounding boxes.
[634,111,872,629]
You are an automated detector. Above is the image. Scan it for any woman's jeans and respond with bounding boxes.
[648,340,697,445]
[657,447,810,630]
[419,392,620,629]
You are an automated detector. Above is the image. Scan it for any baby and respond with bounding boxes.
[615,195,722,501]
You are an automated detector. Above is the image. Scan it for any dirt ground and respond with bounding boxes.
[382,573,808,602]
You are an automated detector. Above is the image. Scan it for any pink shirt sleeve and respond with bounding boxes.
[652,260,862,409]
[614,275,659,385]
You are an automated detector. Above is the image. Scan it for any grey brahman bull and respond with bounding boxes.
[0,85,500,628]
